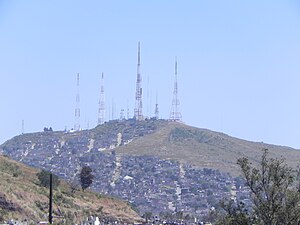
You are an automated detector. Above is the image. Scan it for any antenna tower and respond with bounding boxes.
[127,100,130,119]
[134,42,143,120]
[169,58,182,122]
[74,73,81,131]
[98,73,105,125]
[120,109,125,120]
[21,119,24,134]
[147,75,150,119]
[155,92,159,119]
[112,98,115,120]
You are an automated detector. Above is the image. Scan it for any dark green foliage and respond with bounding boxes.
[35,200,48,211]
[79,166,94,191]
[36,170,60,189]
[169,127,194,141]
[217,149,300,225]
[0,208,7,222]
[93,118,167,147]
[0,161,22,177]
[216,200,255,225]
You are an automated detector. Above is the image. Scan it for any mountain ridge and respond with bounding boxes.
[1,119,299,175]
[108,121,299,175]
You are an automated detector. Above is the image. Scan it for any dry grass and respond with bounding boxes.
[112,121,300,176]
[0,156,141,224]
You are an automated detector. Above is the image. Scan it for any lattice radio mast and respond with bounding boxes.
[169,58,182,122]
[127,100,130,119]
[21,119,24,134]
[154,92,159,119]
[74,73,81,131]
[98,73,105,125]
[134,42,143,121]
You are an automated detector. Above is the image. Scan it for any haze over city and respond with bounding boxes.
[1,1,300,148]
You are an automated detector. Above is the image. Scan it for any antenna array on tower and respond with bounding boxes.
[155,92,159,119]
[21,119,24,134]
[74,73,81,131]
[134,42,143,121]
[120,109,125,120]
[98,73,105,125]
[169,58,182,122]
[70,45,183,128]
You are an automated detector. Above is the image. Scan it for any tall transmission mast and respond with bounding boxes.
[169,58,182,122]
[147,75,150,119]
[21,119,24,134]
[112,98,115,120]
[98,73,105,125]
[74,73,81,131]
[154,92,159,119]
[134,42,143,121]
[120,109,125,120]
[127,100,130,119]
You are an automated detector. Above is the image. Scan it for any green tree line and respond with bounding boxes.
[216,149,300,225]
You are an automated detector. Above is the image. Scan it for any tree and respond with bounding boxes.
[217,149,300,225]
[215,200,255,225]
[79,166,94,191]
[37,170,60,189]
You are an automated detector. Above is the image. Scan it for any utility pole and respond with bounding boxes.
[49,173,53,224]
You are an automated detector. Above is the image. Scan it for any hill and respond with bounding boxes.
[0,155,141,224]
[1,119,300,217]
[2,119,299,175]
[114,121,300,175]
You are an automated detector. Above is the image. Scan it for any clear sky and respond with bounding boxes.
[1,1,300,148]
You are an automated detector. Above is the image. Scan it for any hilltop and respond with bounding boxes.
[114,121,300,175]
[2,119,299,175]
[0,155,141,224]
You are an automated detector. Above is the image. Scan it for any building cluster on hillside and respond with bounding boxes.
[1,141,250,219]
[97,155,250,217]
[0,120,251,220]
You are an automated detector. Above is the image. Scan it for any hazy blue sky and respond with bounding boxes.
[1,1,300,148]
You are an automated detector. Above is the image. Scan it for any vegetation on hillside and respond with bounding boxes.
[1,119,300,176]
[216,149,300,225]
[0,155,141,224]
[37,169,60,189]
[80,165,94,191]
[92,118,168,147]
[1,119,300,221]
[116,121,300,175]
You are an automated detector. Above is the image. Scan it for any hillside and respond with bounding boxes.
[2,119,299,175]
[0,155,141,224]
[115,121,300,175]
[1,119,300,217]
